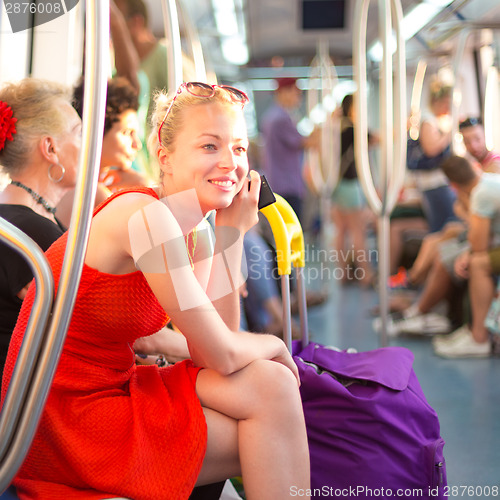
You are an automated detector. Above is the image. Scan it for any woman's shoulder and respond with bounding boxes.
[93,186,159,216]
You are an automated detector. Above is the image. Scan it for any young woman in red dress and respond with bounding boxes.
[2,82,309,499]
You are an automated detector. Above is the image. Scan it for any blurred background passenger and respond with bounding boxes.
[261,77,318,222]
[410,80,456,233]
[458,117,500,173]
[0,78,81,373]
[56,77,147,227]
[331,94,375,287]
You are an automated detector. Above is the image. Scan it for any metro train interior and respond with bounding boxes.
[1,0,500,498]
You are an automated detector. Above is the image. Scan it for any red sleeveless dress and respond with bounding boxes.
[1,188,207,499]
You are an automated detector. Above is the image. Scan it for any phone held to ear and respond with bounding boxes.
[249,174,277,210]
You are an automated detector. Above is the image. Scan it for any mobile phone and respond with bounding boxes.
[249,174,276,210]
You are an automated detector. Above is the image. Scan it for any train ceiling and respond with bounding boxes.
[145,0,500,79]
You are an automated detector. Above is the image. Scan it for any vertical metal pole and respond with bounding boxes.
[296,268,309,346]
[177,0,207,82]
[353,0,406,347]
[0,0,108,491]
[451,30,470,153]
[281,275,293,351]
[161,0,184,91]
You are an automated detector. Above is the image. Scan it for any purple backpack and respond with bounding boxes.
[293,342,447,499]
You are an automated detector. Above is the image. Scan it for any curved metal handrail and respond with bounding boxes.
[353,0,406,347]
[0,0,108,491]
[452,28,500,153]
[161,0,184,91]
[0,222,54,460]
[306,41,341,261]
[177,0,207,82]
[408,59,428,141]
[484,64,499,152]
[307,40,340,196]
[450,29,470,154]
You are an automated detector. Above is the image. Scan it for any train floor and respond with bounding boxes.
[304,264,500,496]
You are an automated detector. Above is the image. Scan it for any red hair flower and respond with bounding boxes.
[0,101,17,151]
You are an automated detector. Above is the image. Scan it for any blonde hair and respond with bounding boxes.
[428,79,452,105]
[147,86,244,178]
[0,78,72,176]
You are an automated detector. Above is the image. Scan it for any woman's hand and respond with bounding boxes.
[215,170,260,234]
[454,250,470,280]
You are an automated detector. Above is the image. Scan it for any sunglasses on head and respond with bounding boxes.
[157,82,249,146]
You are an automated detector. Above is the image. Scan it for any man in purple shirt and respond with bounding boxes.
[261,77,317,221]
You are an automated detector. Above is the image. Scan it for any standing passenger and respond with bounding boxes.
[261,77,317,221]
[410,81,456,233]
[331,94,375,286]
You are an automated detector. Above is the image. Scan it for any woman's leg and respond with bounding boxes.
[408,232,442,284]
[331,206,349,282]
[195,359,310,499]
[343,209,374,285]
[389,217,429,274]
[416,259,453,314]
[469,252,495,344]
[409,223,465,284]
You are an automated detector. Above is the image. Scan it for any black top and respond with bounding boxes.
[340,121,373,181]
[341,125,358,180]
[0,205,65,373]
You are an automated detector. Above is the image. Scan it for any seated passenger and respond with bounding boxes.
[56,77,148,227]
[0,78,81,374]
[376,156,500,358]
[1,82,309,499]
[433,155,500,358]
[389,115,499,291]
[459,117,500,174]
[242,225,300,339]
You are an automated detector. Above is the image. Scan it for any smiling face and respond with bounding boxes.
[159,101,249,214]
[101,109,142,171]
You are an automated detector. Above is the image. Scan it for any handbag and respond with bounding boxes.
[407,136,450,171]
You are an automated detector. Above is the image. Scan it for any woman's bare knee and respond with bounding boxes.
[196,359,300,422]
[241,359,301,415]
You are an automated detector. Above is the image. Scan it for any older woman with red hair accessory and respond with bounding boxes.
[0,78,82,374]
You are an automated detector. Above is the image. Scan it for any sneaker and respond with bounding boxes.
[372,311,407,337]
[397,312,452,336]
[434,331,491,358]
[432,324,471,349]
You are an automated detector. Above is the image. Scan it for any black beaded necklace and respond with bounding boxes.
[10,180,57,214]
